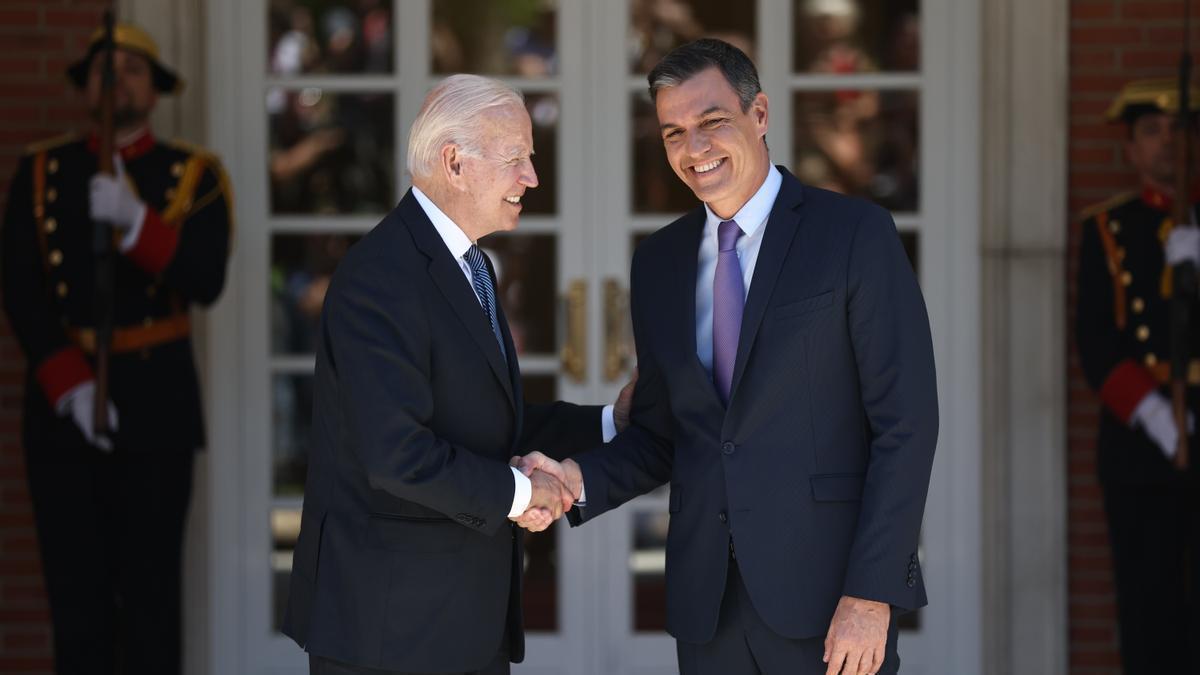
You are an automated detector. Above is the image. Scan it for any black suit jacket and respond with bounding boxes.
[568,168,938,643]
[282,190,600,672]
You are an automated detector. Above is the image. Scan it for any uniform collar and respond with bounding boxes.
[1141,181,1200,213]
[86,126,156,161]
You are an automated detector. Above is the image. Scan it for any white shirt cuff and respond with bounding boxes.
[118,204,148,253]
[601,404,617,443]
[508,466,532,517]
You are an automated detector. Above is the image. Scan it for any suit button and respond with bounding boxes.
[721,442,735,455]
[718,511,727,523]
[907,579,916,588]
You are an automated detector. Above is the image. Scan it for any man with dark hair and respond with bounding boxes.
[519,38,938,675]
[1,22,232,675]
[1075,77,1200,672]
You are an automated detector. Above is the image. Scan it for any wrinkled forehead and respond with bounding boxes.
[477,104,534,154]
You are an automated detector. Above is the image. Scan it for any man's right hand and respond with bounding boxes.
[517,451,583,506]
[57,380,118,452]
[1131,390,1192,464]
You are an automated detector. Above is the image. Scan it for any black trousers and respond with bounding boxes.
[1102,478,1200,673]
[309,649,510,675]
[677,559,900,675]
[25,443,194,675]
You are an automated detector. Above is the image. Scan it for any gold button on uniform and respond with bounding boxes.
[56,282,68,298]
[44,217,57,233]
[47,158,59,174]
[1121,271,1133,286]
[46,187,57,203]
[1137,325,1150,341]
[1132,297,1145,314]
[1109,219,1121,234]
[48,250,63,266]
[1145,353,1158,366]
[171,162,184,177]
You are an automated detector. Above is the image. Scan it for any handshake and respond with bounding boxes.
[508,452,584,533]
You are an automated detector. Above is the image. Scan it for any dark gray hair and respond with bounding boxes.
[647,38,762,111]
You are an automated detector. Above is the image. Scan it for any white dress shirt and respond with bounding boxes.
[695,164,783,377]
[411,187,616,518]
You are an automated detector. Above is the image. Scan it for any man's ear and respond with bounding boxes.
[441,144,465,189]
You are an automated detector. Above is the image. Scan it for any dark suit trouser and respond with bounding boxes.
[677,559,900,675]
[25,443,194,675]
[1102,478,1199,673]
[309,649,510,675]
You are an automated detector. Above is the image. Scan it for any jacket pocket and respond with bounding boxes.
[774,291,834,321]
[809,473,865,502]
[294,510,328,582]
[367,513,466,553]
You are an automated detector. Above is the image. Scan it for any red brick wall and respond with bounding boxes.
[1067,1,1200,673]
[0,3,107,674]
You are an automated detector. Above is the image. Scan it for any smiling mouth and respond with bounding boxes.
[504,195,522,205]
[690,158,725,176]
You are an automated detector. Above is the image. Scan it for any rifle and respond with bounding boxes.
[92,10,116,440]
[1169,0,1195,470]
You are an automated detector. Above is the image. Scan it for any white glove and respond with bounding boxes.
[89,155,146,233]
[1131,391,1193,460]
[56,381,118,452]
[1165,226,1200,268]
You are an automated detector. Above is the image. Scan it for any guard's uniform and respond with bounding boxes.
[0,24,232,675]
[1074,79,1200,672]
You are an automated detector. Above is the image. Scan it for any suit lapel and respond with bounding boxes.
[727,169,806,402]
[401,191,516,410]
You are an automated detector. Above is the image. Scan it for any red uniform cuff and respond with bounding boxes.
[1099,359,1159,424]
[36,347,94,407]
[125,208,180,275]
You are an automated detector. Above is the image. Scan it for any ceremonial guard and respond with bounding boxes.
[0,22,232,674]
[1075,78,1200,672]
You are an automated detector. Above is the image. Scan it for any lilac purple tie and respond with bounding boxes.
[713,219,744,405]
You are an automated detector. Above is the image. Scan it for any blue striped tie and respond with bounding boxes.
[464,245,507,360]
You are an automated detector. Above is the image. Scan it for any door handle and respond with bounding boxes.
[561,279,586,383]
[604,278,631,382]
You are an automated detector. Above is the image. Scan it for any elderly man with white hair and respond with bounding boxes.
[281,74,633,675]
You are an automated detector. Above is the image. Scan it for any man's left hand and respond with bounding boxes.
[89,154,146,231]
[823,595,890,675]
[613,367,638,433]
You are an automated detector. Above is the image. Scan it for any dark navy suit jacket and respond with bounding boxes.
[569,167,938,643]
[282,190,601,672]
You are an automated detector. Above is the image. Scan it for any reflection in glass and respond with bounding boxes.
[523,93,559,215]
[793,0,920,73]
[632,510,670,632]
[268,0,393,74]
[272,234,360,356]
[268,89,394,214]
[523,523,559,631]
[479,234,557,355]
[432,0,558,77]
[793,89,919,212]
[631,93,696,214]
[271,507,301,630]
[273,374,313,498]
[628,0,757,74]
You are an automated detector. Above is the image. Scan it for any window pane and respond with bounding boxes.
[268,0,393,74]
[480,234,557,355]
[524,92,559,215]
[268,89,395,214]
[792,89,919,212]
[272,234,360,356]
[631,92,696,214]
[273,374,314,498]
[432,0,558,77]
[632,510,670,632]
[629,0,757,74]
[794,0,920,73]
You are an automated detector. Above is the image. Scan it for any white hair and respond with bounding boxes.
[406,74,525,179]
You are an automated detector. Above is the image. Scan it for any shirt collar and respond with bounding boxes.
[703,163,783,237]
[412,185,474,260]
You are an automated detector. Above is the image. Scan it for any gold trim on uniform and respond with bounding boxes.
[1136,325,1150,341]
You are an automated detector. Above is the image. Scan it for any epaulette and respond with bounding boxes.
[1077,191,1136,222]
[23,131,80,156]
